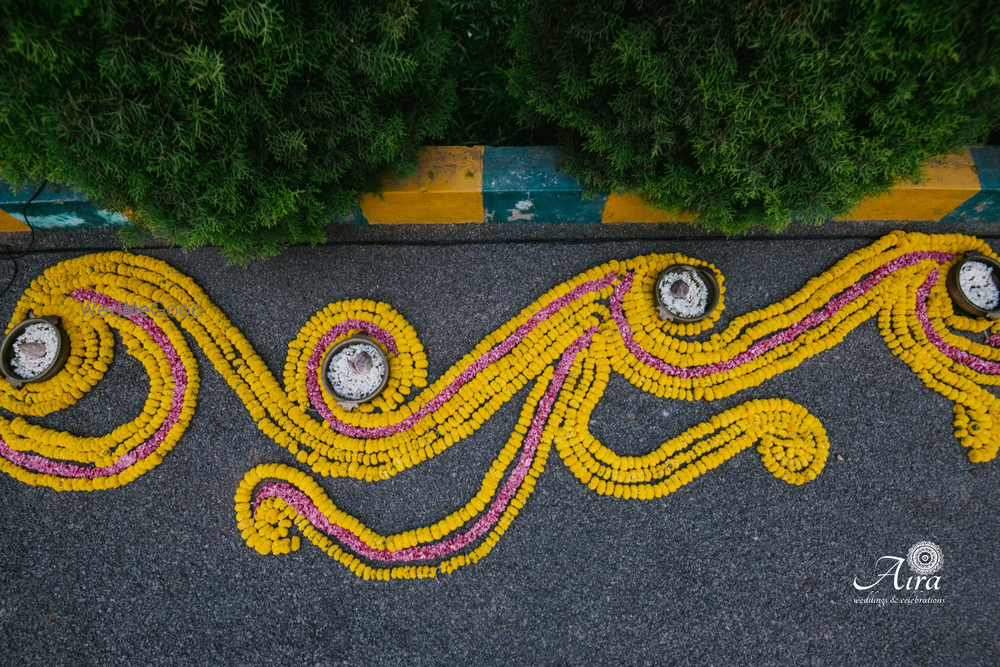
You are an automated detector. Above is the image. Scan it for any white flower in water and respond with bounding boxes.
[959,260,1000,310]
[658,269,709,319]
[669,279,689,298]
[348,350,373,374]
[326,342,386,401]
[16,342,47,359]
[11,322,59,379]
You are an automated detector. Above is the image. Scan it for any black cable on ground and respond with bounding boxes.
[0,179,47,299]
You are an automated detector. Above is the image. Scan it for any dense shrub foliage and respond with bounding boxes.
[0,0,455,259]
[437,0,556,146]
[2,1,999,253]
[509,0,1000,231]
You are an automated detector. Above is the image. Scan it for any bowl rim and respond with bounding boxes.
[0,315,70,389]
[946,251,1000,320]
[653,264,721,323]
[319,334,390,408]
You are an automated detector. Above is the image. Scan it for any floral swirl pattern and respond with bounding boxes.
[2,231,999,578]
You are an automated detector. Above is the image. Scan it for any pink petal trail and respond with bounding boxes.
[916,270,1000,374]
[0,289,189,479]
[610,251,955,378]
[253,327,597,563]
[306,273,617,439]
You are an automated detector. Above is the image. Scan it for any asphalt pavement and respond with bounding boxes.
[1,222,999,666]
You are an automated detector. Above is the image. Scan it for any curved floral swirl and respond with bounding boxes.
[1,231,998,577]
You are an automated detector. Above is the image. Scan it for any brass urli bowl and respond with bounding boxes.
[319,334,390,410]
[0,315,70,389]
[654,264,720,324]
[946,251,1000,320]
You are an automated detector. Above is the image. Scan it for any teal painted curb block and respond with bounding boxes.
[341,207,369,225]
[943,147,1000,223]
[482,147,607,223]
[0,181,126,229]
[0,179,365,229]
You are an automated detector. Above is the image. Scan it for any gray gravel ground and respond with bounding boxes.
[1,226,999,666]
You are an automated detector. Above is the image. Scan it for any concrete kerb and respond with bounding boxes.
[2,145,999,232]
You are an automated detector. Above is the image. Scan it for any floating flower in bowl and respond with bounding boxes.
[947,251,1000,320]
[0,314,70,389]
[654,264,720,323]
[320,334,389,411]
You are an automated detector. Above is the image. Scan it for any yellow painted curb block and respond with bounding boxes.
[835,149,981,221]
[359,146,484,224]
[602,191,697,223]
[604,149,984,224]
[0,209,29,232]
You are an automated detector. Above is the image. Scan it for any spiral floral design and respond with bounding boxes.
[1,231,999,577]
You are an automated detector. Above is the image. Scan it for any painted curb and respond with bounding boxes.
[359,146,483,224]
[482,147,606,224]
[0,181,128,231]
[2,146,999,231]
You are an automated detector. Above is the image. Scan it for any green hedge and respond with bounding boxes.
[509,0,1000,231]
[3,1,1000,253]
[0,0,455,259]
[436,0,556,146]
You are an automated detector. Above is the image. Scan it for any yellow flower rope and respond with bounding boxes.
[1,231,997,577]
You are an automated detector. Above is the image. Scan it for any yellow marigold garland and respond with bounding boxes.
[1,231,999,575]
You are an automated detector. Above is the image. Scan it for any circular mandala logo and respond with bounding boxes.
[907,541,944,575]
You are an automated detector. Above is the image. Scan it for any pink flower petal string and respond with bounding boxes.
[0,289,189,478]
[916,270,1000,374]
[252,326,597,563]
[306,273,617,439]
[611,251,954,378]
